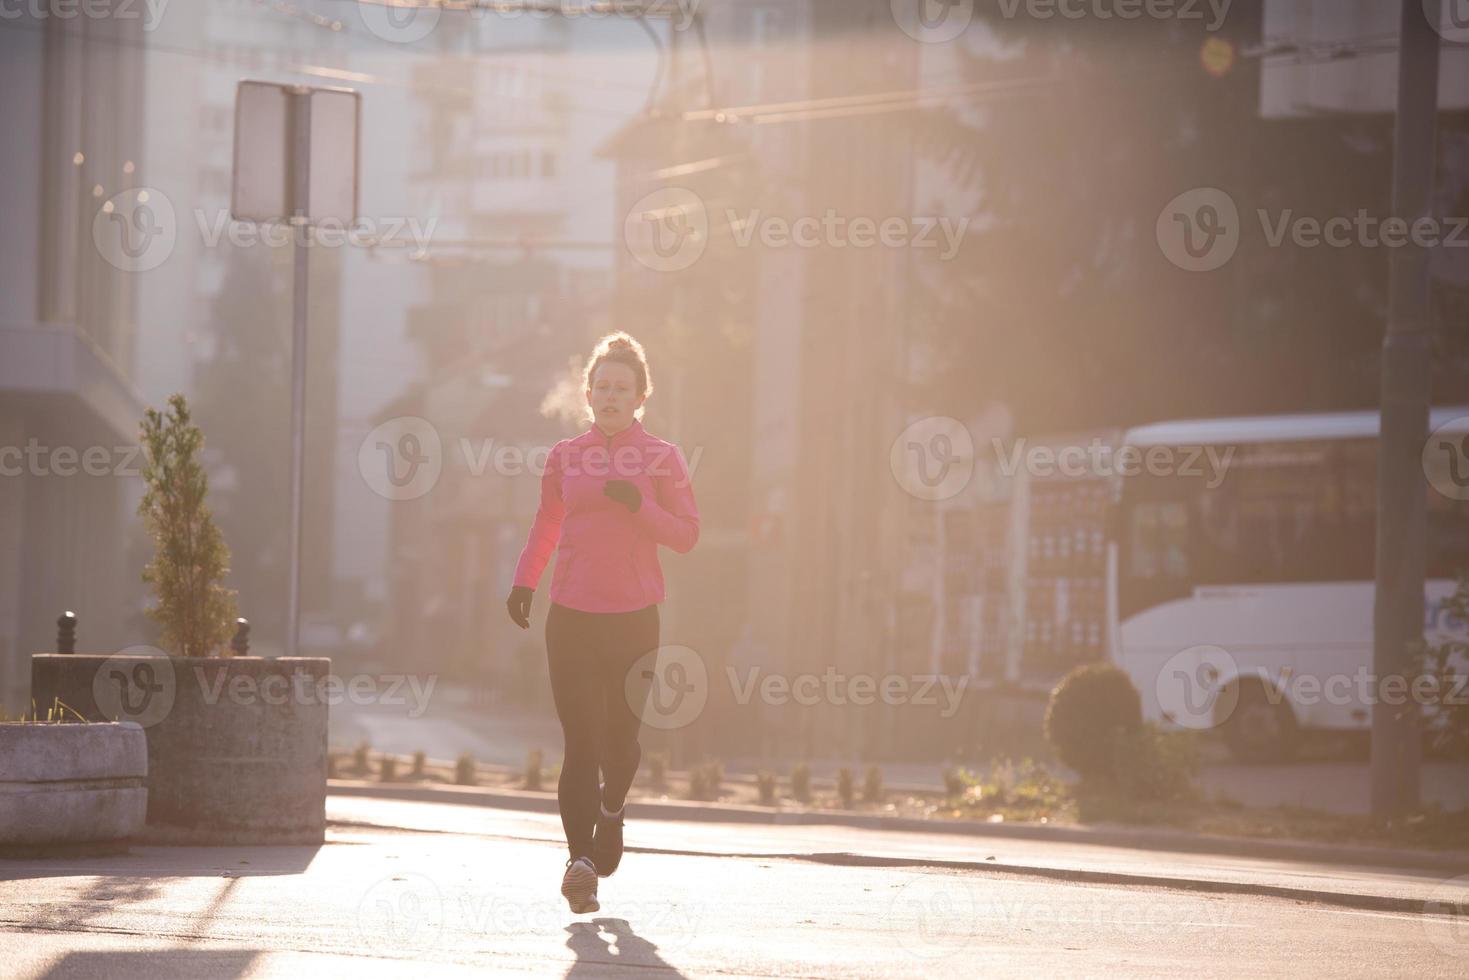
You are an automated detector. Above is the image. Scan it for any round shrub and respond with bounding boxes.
[1044,663,1143,782]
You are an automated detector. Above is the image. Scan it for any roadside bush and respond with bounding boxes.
[352,741,371,777]
[379,753,398,782]
[1423,573,1469,759]
[942,766,975,798]
[454,752,477,786]
[411,750,427,778]
[836,767,855,808]
[791,763,812,803]
[1109,725,1199,803]
[688,768,709,801]
[862,765,883,804]
[757,770,778,806]
[1044,662,1143,783]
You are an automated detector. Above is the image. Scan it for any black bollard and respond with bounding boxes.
[56,611,77,654]
[231,618,250,657]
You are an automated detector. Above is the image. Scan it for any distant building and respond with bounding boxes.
[0,13,149,711]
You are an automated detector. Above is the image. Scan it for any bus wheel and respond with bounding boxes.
[1220,682,1298,764]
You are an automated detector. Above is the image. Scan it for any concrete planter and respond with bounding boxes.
[0,721,148,846]
[31,654,330,844]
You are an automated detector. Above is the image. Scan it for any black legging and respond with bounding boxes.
[545,601,660,861]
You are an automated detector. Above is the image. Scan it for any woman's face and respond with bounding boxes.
[587,360,645,430]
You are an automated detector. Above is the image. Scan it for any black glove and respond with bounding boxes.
[506,585,533,629]
[603,479,642,513]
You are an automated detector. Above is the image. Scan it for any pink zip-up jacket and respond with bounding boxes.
[513,417,699,613]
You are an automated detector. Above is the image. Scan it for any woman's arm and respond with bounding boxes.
[634,444,699,554]
[512,443,565,588]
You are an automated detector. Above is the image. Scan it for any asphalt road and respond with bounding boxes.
[2,798,1466,978]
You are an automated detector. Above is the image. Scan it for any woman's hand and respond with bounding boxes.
[506,585,534,629]
[603,479,642,513]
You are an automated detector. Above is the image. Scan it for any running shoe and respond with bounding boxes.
[561,856,600,914]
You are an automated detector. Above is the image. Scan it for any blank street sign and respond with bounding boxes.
[231,80,360,224]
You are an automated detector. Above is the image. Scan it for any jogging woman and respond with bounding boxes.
[505,332,700,915]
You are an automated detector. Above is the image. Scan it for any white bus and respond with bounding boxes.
[1107,408,1469,762]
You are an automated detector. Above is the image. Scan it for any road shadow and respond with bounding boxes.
[38,948,264,979]
[564,916,688,977]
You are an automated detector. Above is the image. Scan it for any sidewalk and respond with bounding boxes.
[327,779,1469,876]
[321,792,1469,919]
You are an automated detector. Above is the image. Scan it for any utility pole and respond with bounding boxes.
[1372,0,1440,818]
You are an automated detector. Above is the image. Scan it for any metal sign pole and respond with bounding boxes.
[286,87,312,661]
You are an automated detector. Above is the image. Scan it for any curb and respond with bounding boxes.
[326,780,1469,876]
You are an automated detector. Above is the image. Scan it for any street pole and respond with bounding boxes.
[285,87,312,660]
[1371,0,1440,818]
